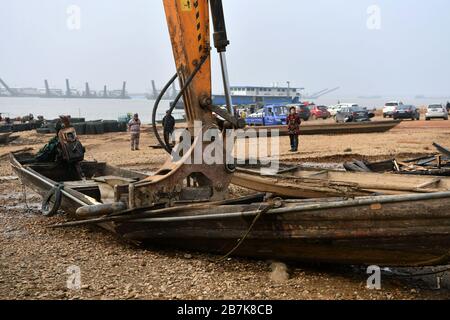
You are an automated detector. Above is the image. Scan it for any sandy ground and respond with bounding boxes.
[1,118,450,300]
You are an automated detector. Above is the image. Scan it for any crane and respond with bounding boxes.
[129,0,244,208]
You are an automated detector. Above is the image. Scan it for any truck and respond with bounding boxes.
[245,104,289,126]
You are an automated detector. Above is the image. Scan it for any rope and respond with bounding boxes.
[382,266,450,278]
[215,203,274,263]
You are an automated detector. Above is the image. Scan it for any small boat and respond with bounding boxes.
[232,165,450,198]
[10,152,450,266]
[0,133,11,144]
[0,132,18,145]
[244,120,401,137]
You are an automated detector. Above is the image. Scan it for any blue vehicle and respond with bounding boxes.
[245,104,289,126]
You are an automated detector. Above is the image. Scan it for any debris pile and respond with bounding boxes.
[344,143,450,176]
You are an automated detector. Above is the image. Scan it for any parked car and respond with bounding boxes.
[327,105,341,117]
[426,104,448,121]
[245,104,288,126]
[335,106,373,123]
[383,101,404,118]
[393,105,420,120]
[309,105,330,120]
[328,103,360,117]
[286,103,311,121]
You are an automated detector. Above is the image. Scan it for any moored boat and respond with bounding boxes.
[9,151,450,267]
[232,165,450,198]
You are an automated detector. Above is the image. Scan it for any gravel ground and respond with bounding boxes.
[1,124,450,300]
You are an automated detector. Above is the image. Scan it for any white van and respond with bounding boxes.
[383,101,403,118]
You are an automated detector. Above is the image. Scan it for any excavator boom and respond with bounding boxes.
[128,0,236,208]
[162,0,213,127]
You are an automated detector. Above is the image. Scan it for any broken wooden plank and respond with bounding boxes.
[416,178,442,189]
[393,160,401,172]
[433,142,450,158]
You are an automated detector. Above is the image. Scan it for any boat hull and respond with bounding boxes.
[10,152,450,266]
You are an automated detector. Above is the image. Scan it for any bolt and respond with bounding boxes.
[199,95,212,108]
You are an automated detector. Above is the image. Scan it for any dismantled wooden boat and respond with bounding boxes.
[0,132,17,145]
[10,151,450,267]
[232,165,450,198]
[344,143,450,176]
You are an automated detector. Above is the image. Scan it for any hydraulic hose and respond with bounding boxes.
[152,73,178,154]
[152,54,210,154]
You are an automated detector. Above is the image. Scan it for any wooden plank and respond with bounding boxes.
[416,178,442,189]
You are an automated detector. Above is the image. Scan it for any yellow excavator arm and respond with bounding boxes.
[128,0,242,208]
[162,0,213,126]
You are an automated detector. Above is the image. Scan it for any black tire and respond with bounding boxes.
[41,186,63,216]
[0,125,13,133]
[103,120,119,133]
[426,118,430,121]
[36,128,52,134]
[70,118,86,124]
[72,122,86,135]
[95,122,104,134]
[118,122,128,132]
[85,122,97,134]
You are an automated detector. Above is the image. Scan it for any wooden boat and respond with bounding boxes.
[10,152,450,267]
[232,165,450,198]
[245,120,401,137]
[0,132,12,144]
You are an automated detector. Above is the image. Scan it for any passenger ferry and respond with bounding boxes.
[212,85,303,106]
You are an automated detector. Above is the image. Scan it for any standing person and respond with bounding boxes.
[446,101,450,113]
[286,106,301,152]
[162,110,175,150]
[128,113,141,151]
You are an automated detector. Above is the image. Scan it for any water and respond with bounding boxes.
[0,97,183,123]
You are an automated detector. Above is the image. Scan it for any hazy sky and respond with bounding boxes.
[1,0,449,96]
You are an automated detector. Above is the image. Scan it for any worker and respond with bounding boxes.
[35,117,66,162]
[128,113,141,151]
[286,106,301,152]
[162,110,175,150]
[446,101,450,113]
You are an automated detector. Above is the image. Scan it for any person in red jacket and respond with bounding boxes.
[286,106,301,152]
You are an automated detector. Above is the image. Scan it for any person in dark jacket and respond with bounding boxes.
[286,106,301,152]
[162,110,176,149]
[446,101,450,113]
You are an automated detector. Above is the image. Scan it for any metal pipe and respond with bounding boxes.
[130,191,450,224]
[219,52,234,115]
[132,209,261,223]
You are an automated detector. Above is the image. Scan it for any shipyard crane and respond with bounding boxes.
[129,0,244,208]
[0,78,18,96]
